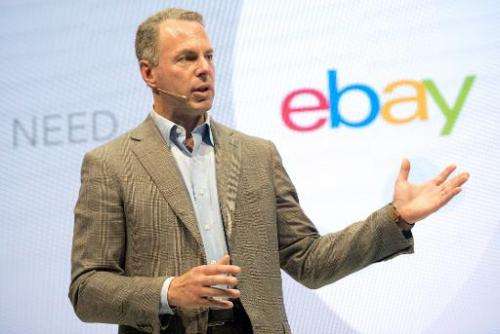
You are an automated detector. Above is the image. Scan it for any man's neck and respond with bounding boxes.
[153,103,206,138]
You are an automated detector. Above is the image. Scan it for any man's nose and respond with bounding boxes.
[195,56,212,78]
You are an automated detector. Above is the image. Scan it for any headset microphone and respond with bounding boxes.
[156,87,188,101]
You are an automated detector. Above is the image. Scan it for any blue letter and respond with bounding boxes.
[328,70,380,128]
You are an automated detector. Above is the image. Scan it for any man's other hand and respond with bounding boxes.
[392,158,470,224]
[167,255,241,310]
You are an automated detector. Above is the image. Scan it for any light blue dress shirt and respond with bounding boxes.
[150,110,229,315]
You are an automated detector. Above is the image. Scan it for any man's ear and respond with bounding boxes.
[139,60,157,90]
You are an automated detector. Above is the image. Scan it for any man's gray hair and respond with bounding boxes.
[135,8,204,67]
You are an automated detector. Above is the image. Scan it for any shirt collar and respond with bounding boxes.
[150,109,214,148]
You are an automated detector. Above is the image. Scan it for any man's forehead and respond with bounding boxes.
[159,19,208,40]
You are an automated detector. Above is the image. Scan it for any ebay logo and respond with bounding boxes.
[281,70,475,135]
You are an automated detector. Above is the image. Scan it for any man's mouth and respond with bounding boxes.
[192,84,212,94]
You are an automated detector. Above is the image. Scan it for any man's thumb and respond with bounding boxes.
[216,254,230,265]
[398,158,410,182]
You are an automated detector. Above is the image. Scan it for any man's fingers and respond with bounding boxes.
[205,255,240,275]
[200,287,241,299]
[442,172,470,189]
[439,171,468,204]
[434,164,457,186]
[205,298,234,310]
[453,187,462,196]
[202,264,241,276]
[201,274,238,287]
[196,296,234,309]
[439,187,462,207]
[397,159,411,182]
[454,172,470,187]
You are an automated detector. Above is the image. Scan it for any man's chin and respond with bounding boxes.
[187,101,213,113]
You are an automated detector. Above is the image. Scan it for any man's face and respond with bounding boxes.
[153,19,215,113]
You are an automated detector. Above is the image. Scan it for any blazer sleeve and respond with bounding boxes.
[268,141,414,289]
[68,150,171,333]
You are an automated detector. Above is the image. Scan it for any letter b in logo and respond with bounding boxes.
[328,70,380,128]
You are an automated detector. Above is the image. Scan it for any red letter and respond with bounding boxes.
[281,88,328,131]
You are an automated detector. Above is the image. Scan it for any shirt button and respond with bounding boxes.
[204,224,211,231]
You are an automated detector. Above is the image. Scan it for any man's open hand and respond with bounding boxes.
[392,159,470,224]
[167,255,241,310]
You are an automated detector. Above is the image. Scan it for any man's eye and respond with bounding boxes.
[206,54,213,61]
[178,55,194,62]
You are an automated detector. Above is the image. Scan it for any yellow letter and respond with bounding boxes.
[382,80,428,124]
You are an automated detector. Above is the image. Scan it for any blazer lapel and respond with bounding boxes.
[129,116,204,252]
[211,120,241,246]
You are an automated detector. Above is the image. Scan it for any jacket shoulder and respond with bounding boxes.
[212,120,272,152]
[83,121,143,161]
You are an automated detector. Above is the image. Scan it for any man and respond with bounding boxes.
[68,8,470,334]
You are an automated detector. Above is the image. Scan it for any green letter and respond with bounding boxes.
[423,75,475,136]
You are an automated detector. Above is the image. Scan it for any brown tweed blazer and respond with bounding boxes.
[69,115,414,334]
